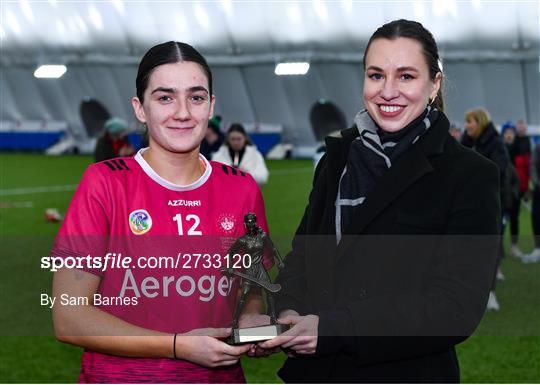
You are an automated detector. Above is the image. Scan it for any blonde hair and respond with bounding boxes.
[465,107,491,133]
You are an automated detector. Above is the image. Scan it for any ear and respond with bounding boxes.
[131,97,146,124]
[208,94,216,119]
[431,72,442,99]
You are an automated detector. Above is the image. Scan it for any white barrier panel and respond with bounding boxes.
[0,120,68,133]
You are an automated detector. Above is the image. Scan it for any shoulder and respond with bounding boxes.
[483,125,504,147]
[446,134,492,164]
[446,140,499,183]
[210,160,259,188]
[92,156,136,174]
[81,157,138,191]
[244,145,264,158]
[209,161,264,207]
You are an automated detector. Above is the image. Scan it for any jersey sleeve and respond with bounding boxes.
[50,164,111,276]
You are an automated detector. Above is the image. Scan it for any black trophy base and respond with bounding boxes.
[228,324,290,345]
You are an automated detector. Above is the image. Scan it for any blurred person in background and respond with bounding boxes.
[501,123,521,266]
[462,107,509,311]
[200,116,224,159]
[449,124,462,141]
[514,119,532,197]
[94,117,135,162]
[260,19,500,383]
[502,121,517,154]
[212,123,269,186]
[506,119,532,257]
[522,141,540,263]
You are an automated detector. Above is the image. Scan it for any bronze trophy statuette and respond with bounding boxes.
[222,213,289,345]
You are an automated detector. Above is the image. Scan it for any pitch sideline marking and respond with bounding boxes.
[0,167,313,196]
[0,185,78,196]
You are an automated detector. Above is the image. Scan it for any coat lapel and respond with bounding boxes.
[323,127,359,205]
[314,132,354,236]
[322,113,449,260]
[335,137,434,260]
[325,139,349,192]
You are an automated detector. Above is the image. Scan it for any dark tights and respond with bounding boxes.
[533,188,540,248]
[508,194,522,245]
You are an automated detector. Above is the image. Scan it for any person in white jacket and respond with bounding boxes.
[212,123,269,185]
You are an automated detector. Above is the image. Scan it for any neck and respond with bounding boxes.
[143,144,204,186]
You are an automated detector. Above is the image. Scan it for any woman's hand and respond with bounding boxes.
[236,313,280,357]
[177,328,251,367]
[258,314,319,355]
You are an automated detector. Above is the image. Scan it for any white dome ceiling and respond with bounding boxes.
[1,0,538,66]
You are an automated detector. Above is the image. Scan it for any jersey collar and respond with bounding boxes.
[135,148,212,192]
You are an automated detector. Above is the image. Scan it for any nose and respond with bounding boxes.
[379,79,399,101]
[173,98,191,120]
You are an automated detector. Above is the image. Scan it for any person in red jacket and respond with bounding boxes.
[507,119,532,257]
[522,141,540,263]
[94,117,135,162]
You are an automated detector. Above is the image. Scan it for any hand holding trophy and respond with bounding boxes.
[222,213,288,345]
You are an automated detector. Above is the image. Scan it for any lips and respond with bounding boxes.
[378,104,404,118]
[167,126,194,130]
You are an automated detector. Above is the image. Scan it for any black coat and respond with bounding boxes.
[461,122,509,180]
[94,133,132,163]
[200,133,225,159]
[275,113,501,383]
[509,135,532,159]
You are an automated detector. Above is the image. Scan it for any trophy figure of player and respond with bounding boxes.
[222,213,288,344]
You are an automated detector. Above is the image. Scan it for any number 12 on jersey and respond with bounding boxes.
[173,213,202,236]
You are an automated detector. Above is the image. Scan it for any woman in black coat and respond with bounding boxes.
[260,19,500,383]
[461,108,509,184]
[461,107,509,311]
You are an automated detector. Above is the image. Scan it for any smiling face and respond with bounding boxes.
[132,61,215,155]
[464,116,480,139]
[363,37,441,132]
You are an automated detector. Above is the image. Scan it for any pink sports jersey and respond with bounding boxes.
[51,148,273,383]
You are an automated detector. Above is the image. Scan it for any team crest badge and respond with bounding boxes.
[129,209,152,235]
[218,214,236,234]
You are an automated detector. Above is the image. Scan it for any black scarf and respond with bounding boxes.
[336,106,439,243]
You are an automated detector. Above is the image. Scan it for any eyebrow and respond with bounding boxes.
[366,65,419,73]
[151,86,209,95]
[188,86,209,94]
[366,66,384,72]
[396,66,419,73]
[151,87,175,95]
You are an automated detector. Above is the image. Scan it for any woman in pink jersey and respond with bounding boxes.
[52,42,270,383]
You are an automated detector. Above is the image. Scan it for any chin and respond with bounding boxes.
[169,145,201,154]
[164,136,205,155]
[375,117,408,133]
[157,139,200,154]
[378,123,403,133]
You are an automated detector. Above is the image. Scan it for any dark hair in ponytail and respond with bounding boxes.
[363,19,444,112]
[136,41,213,104]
